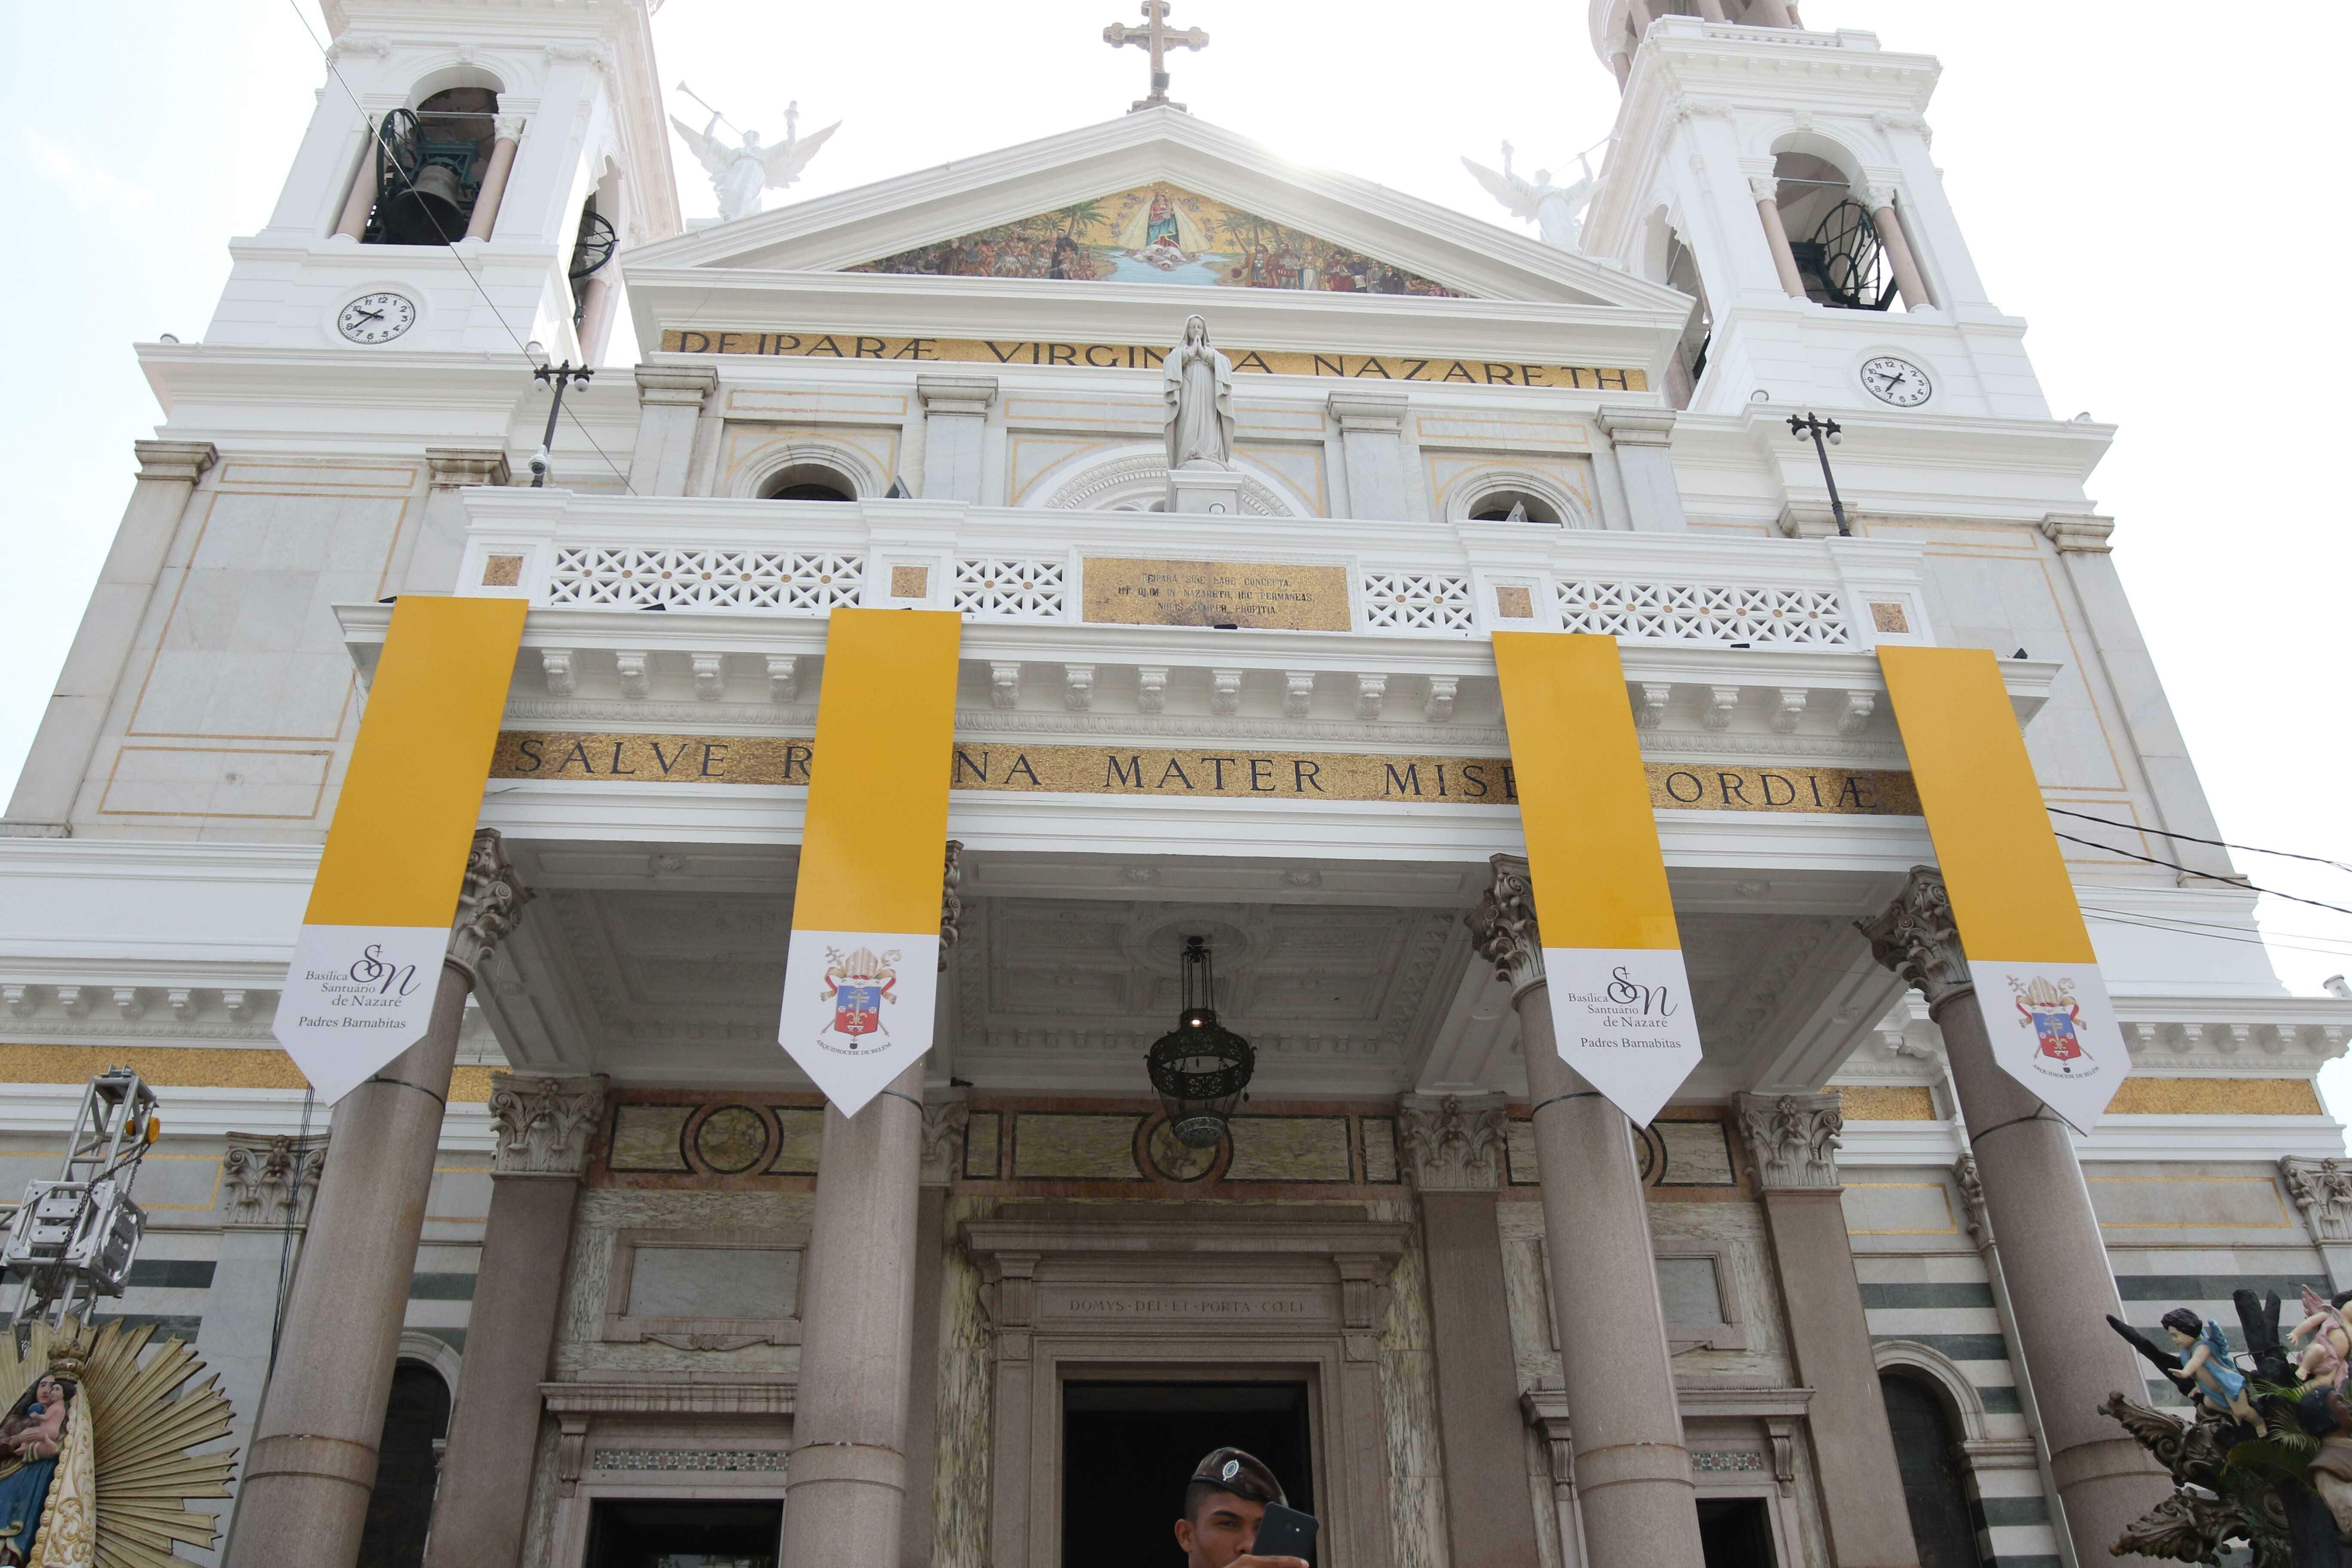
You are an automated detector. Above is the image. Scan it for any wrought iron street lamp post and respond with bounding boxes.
[525,340,594,488]
[1788,411,1851,537]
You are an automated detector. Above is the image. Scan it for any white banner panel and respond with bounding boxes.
[778,929,941,1117]
[1539,946,1705,1129]
[1970,959,2128,1135]
[275,925,451,1105]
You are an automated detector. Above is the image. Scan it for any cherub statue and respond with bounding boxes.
[669,95,840,223]
[1461,141,1599,251]
[2159,1307,2269,1434]
[2291,1284,2352,1390]
[0,1375,72,1565]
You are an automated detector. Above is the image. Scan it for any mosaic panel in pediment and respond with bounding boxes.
[846,182,1459,297]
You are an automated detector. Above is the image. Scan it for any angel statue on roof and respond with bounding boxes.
[670,92,841,223]
[1461,141,1599,251]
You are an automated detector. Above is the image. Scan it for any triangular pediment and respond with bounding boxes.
[627,108,1688,315]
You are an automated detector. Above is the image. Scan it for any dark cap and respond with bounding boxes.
[1188,1447,1286,1507]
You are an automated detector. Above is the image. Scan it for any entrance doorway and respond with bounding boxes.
[583,1499,782,1568]
[1697,1497,1780,1568]
[1061,1381,1316,1568]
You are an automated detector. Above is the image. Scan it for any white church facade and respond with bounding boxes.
[2,1,2348,1567]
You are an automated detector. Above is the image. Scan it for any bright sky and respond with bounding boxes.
[6,2,2351,1121]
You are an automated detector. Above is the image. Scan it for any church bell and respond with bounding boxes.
[381,162,467,245]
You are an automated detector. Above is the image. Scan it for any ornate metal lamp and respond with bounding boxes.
[1146,936,1254,1147]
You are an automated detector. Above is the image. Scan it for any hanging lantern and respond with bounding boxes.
[1146,935,1255,1147]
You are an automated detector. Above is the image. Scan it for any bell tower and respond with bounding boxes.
[1578,0,2044,425]
[205,0,679,363]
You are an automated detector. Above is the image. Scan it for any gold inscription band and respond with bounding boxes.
[657,330,1648,393]
[490,732,1919,815]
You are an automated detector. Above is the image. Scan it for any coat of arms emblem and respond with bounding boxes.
[2012,974,2094,1078]
[820,946,900,1049]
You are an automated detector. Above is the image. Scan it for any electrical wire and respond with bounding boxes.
[2048,831,2352,919]
[282,0,637,495]
[2049,805,2352,878]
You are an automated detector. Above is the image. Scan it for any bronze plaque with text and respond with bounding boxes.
[1080,557,1352,631]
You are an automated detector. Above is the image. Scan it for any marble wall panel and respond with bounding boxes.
[1012,1113,1145,1179]
[935,1196,998,1568]
[1225,1116,1352,1182]
[1374,1194,1451,1568]
[552,1188,814,1381]
[769,1107,823,1174]
[963,1112,1002,1179]
[609,1104,692,1172]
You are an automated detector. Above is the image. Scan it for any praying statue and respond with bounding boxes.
[1163,315,1235,472]
[1462,142,1599,251]
[669,94,840,224]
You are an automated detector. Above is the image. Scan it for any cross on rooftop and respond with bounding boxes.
[1103,1,1210,113]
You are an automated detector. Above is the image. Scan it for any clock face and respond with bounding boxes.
[1860,355,1932,407]
[337,292,415,344]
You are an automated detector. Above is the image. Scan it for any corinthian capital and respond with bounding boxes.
[2282,1155,2352,1243]
[920,1088,971,1187]
[1467,854,1546,994]
[1398,1094,1506,1192]
[940,840,965,971]
[1733,1092,1842,1190]
[487,1073,607,1178]
[1856,866,1972,1009]
[448,829,534,980]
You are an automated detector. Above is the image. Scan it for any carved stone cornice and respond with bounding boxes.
[1734,1092,1843,1191]
[1397,1094,1506,1192]
[219,1131,328,1229]
[2282,1155,2352,1243]
[132,439,218,486]
[446,830,533,981]
[634,364,720,408]
[915,374,999,415]
[1467,853,1545,995]
[424,447,511,487]
[940,839,964,971]
[1597,407,1677,448]
[487,1073,607,1178]
[2040,512,2116,554]
[1955,1151,1992,1245]
[920,1089,970,1188]
[1857,866,1972,1009]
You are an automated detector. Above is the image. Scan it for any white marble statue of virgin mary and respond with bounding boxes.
[1164,315,1236,472]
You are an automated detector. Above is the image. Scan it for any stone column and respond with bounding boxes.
[225,832,532,1568]
[1400,1094,1544,1568]
[4,440,215,831]
[631,366,720,498]
[198,1132,330,1547]
[898,1090,968,1567]
[1858,186,1932,309]
[1596,409,1685,533]
[1467,857,1706,1568]
[915,375,997,502]
[2282,1157,2352,1293]
[1860,868,2171,1568]
[1733,1094,1920,1568]
[574,275,619,366]
[333,135,377,240]
[1329,391,1413,521]
[463,118,524,241]
[404,448,511,596]
[1750,177,1809,299]
[423,1072,606,1568]
[781,1059,928,1568]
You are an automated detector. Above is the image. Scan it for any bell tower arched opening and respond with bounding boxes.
[364,83,502,247]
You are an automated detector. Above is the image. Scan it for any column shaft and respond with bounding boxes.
[1933,992,2169,1565]
[464,135,521,241]
[782,1060,927,1568]
[898,1184,950,1567]
[1756,196,1809,298]
[422,1176,581,1568]
[333,139,376,240]
[1422,1189,1545,1568]
[1519,992,1706,1566]
[1870,204,1932,309]
[225,962,470,1568]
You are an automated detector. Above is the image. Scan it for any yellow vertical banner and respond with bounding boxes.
[777,607,964,1114]
[273,596,528,1103]
[1879,645,2125,1130]
[1493,632,1703,1125]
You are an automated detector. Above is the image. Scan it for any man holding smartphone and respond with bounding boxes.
[1173,1447,1315,1568]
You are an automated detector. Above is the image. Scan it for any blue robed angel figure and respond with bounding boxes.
[0,1373,72,1565]
[2160,1307,2269,1434]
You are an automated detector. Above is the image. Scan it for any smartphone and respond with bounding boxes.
[1251,1501,1320,1563]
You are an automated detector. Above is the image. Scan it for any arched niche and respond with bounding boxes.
[731,437,887,501]
[1448,468,1593,529]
